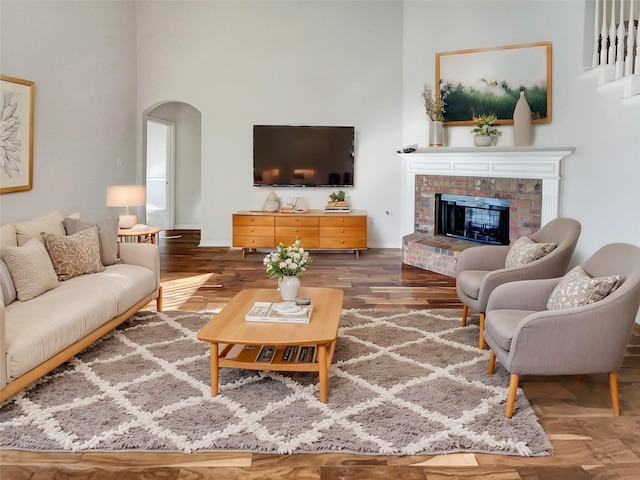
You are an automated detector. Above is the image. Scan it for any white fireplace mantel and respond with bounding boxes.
[399,147,576,236]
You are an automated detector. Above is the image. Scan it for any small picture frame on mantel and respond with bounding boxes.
[0,75,35,194]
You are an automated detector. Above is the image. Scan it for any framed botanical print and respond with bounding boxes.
[436,42,551,125]
[1,75,35,193]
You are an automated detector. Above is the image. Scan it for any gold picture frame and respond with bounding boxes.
[1,75,35,193]
[436,42,551,126]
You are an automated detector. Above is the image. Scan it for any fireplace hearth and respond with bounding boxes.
[436,194,510,245]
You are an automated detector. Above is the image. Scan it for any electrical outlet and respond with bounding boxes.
[116,157,122,166]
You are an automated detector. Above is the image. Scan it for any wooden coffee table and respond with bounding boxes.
[197,287,344,403]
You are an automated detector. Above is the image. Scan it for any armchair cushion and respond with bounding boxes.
[546,265,620,310]
[505,236,556,269]
[457,270,489,300]
[484,309,536,350]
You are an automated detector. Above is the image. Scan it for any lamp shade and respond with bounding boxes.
[107,185,146,228]
[106,185,146,207]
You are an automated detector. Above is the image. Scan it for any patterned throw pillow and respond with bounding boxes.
[505,236,556,269]
[1,238,59,301]
[64,216,122,266]
[42,226,105,281]
[547,265,620,310]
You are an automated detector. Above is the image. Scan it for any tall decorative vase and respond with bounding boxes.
[278,275,301,301]
[513,91,532,146]
[428,120,444,147]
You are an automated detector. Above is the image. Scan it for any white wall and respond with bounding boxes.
[2,0,637,260]
[0,0,137,223]
[135,0,404,247]
[402,0,639,263]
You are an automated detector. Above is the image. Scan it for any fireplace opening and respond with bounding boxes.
[436,194,510,245]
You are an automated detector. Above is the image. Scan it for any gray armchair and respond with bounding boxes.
[484,243,640,418]
[456,217,581,349]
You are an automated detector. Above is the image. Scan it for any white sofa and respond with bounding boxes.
[0,212,162,402]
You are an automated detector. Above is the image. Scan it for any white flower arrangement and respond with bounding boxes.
[263,238,312,278]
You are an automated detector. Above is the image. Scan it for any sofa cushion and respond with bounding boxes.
[1,224,17,248]
[64,216,122,266]
[546,265,620,310]
[457,270,489,300]
[505,235,556,269]
[0,257,17,305]
[1,238,59,301]
[3,263,156,380]
[11,210,65,246]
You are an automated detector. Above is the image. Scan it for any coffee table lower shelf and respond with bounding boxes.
[211,341,337,402]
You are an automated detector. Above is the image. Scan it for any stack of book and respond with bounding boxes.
[324,201,350,212]
[245,302,313,324]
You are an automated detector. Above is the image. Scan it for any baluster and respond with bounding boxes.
[635,8,640,74]
[615,0,626,77]
[608,0,617,65]
[593,0,602,66]
[601,0,609,64]
[626,0,636,75]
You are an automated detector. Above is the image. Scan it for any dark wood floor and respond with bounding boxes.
[2,230,639,479]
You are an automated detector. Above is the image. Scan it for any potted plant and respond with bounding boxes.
[471,114,498,146]
[263,238,312,301]
[422,83,446,146]
[328,191,347,207]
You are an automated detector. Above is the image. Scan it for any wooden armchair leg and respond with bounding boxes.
[478,312,486,350]
[488,350,496,375]
[505,373,520,419]
[461,304,468,327]
[609,372,620,416]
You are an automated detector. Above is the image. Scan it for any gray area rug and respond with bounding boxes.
[0,309,552,456]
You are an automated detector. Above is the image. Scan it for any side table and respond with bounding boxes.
[117,226,161,245]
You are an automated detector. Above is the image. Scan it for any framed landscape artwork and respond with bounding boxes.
[436,42,551,126]
[0,76,35,194]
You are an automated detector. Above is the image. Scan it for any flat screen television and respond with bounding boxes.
[253,125,355,187]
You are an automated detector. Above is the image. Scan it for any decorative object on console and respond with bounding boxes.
[326,190,350,212]
[263,238,312,301]
[471,114,498,146]
[262,190,280,212]
[106,185,146,229]
[513,91,533,146]
[422,83,446,147]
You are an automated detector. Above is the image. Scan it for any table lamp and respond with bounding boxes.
[107,185,146,229]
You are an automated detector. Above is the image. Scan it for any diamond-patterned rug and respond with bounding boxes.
[0,309,552,456]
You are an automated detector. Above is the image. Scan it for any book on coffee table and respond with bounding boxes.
[245,302,313,324]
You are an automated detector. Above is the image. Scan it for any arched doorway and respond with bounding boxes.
[143,102,202,230]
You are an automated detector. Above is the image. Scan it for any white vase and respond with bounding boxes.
[428,120,444,147]
[473,135,494,147]
[513,91,532,146]
[278,275,301,301]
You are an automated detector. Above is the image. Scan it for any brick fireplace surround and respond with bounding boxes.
[399,147,575,277]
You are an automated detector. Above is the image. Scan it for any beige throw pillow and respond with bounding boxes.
[11,210,66,246]
[0,257,17,305]
[64,216,122,266]
[42,226,105,281]
[547,265,620,310]
[505,236,556,269]
[1,238,59,301]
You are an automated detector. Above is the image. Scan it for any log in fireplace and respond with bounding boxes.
[436,194,510,245]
